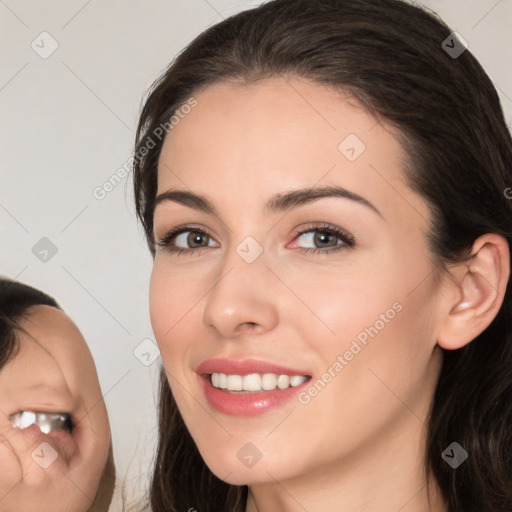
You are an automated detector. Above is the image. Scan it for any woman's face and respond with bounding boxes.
[0,305,111,512]
[150,77,446,485]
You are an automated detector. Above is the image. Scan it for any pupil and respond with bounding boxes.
[314,231,334,247]
[189,232,205,247]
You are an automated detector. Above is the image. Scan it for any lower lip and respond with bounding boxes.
[199,374,310,417]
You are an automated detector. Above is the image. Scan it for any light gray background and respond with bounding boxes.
[1,0,511,509]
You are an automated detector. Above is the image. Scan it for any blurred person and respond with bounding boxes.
[0,278,115,512]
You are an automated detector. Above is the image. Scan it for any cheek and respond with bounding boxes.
[150,259,179,333]
[318,273,437,413]
[0,417,22,487]
[287,292,437,461]
[278,258,399,347]
[149,259,203,363]
[309,249,435,345]
[0,441,21,480]
[283,251,436,383]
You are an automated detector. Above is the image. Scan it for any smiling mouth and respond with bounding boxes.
[209,372,311,393]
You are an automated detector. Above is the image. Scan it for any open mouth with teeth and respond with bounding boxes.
[10,411,73,434]
[210,372,311,393]
[7,410,78,462]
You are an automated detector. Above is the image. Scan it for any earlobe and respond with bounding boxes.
[437,233,510,351]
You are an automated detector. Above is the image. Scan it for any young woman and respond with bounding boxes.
[132,0,512,510]
[0,278,115,512]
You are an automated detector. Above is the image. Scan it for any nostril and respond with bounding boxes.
[238,321,259,332]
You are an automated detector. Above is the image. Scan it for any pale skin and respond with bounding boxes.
[0,305,111,512]
[149,77,510,512]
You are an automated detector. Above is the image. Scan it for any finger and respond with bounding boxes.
[1,425,71,484]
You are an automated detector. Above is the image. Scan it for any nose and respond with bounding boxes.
[202,247,279,339]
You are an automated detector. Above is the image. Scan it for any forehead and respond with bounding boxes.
[159,77,390,177]
[156,77,430,229]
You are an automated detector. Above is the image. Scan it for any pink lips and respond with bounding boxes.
[196,358,311,376]
[196,358,311,417]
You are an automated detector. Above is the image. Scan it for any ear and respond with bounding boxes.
[437,233,510,350]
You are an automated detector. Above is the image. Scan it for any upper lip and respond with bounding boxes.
[196,358,312,377]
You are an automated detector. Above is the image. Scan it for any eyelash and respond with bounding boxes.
[290,224,355,254]
[156,225,213,257]
[155,223,355,256]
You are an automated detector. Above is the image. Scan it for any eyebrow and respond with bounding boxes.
[154,185,383,218]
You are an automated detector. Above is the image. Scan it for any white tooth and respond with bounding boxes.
[261,373,278,390]
[277,374,290,389]
[12,411,35,429]
[218,373,228,389]
[227,374,243,391]
[290,375,307,387]
[211,372,307,391]
[242,373,262,392]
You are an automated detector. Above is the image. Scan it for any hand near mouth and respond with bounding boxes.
[0,300,113,512]
[0,400,108,512]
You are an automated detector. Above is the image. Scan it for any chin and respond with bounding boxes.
[202,450,286,486]
[216,467,271,486]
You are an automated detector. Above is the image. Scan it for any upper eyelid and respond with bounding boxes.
[158,224,341,239]
[157,225,219,243]
[292,224,352,236]
[290,225,355,247]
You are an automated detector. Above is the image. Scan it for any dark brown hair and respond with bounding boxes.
[0,277,116,511]
[132,1,512,510]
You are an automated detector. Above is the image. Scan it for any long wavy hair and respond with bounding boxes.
[0,277,116,512]
[132,1,512,510]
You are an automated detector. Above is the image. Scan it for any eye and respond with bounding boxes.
[289,224,355,254]
[156,225,219,255]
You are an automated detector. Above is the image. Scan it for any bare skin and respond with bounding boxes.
[149,77,509,512]
[0,305,111,512]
